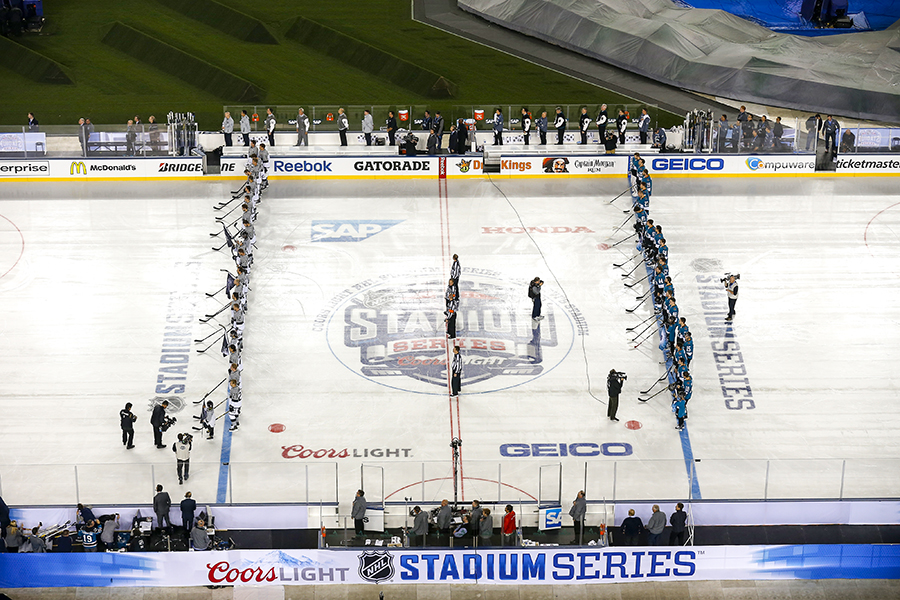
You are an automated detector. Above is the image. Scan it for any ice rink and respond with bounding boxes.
[1,172,899,518]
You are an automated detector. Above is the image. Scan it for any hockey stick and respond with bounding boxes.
[640,370,672,395]
[215,196,239,210]
[624,278,646,289]
[621,260,644,278]
[193,324,226,343]
[630,319,658,341]
[609,234,636,248]
[625,297,648,313]
[606,187,633,204]
[632,327,659,347]
[613,255,636,268]
[199,302,230,323]
[215,202,243,222]
[611,213,633,233]
[194,377,227,404]
[626,312,658,331]
[196,333,225,354]
[205,284,227,298]
[639,383,675,403]
[634,288,652,302]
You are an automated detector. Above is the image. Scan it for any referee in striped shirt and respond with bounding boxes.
[450,254,460,284]
[451,346,462,396]
[446,296,459,339]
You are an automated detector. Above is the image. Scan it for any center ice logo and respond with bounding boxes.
[323,270,578,394]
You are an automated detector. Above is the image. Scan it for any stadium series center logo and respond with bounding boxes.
[321,268,583,395]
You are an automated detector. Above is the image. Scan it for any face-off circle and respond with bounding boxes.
[323,268,581,395]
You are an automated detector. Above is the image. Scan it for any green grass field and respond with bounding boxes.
[0,0,680,130]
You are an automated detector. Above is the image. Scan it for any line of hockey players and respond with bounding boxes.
[626,154,694,430]
[195,143,268,438]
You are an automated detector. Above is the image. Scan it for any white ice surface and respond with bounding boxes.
[1,177,898,515]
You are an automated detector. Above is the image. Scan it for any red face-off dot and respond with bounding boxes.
[282,245,296,252]
[268,423,286,433]
[597,243,610,251]
[625,420,642,430]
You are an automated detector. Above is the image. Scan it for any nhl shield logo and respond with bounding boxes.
[358,550,395,582]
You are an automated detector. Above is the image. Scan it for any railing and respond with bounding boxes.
[2,458,897,509]
[0,124,172,158]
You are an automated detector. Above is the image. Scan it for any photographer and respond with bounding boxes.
[173,433,192,485]
[607,370,625,422]
[120,402,136,449]
[724,274,739,322]
[529,277,544,320]
[150,400,169,449]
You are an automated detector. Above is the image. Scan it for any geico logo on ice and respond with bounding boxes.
[273,160,333,173]
[500,442,632,457]
[158,162,202,172]
[651,157,724,171]
[311,220,404,242]
[0,161,49,176]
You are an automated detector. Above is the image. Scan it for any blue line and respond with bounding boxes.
[216,404,233,503]
[631,173,702,500]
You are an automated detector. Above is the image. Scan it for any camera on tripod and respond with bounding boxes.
[160,416,177,432]
[720,273,740,284]
[181,432,193,444]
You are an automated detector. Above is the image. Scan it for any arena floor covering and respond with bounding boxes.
[1,175,898,518]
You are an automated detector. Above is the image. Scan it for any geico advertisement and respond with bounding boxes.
[647,155,815,175]
[219,157,440,178]
[498,155,629,175]
[63,159,204,178]
[1,545,898,587]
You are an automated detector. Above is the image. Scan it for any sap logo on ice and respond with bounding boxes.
[651,157,724,171]
[540,507,562,530]
[273,160,333,173]
[312,220,403,242]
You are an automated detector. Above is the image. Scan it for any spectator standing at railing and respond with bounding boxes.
[621,509,644,546]
[154,484,172,530]
[221,111,234,147]
[265,108,276,146]
[823,115,839,159]
[27,112,38,131]
[638,108,651,144]
[502,505,516,546]
[437,499,453,542]
[410,506,429,546]
[385,111,397,146]
[579,106,590,144]
[240,110,251,146]
[352,489,367,536]
[717,115,729,152]
[297,108,310,146]
[448,125,458,153]
[362,109,374,146]
[78,118,88,155]
[736,105,749,127]
[493,108,504,146]
[537,111,548,145]
[616,109,627,145]
[773,117,784,151]
[596,104,608,140]
[421,110,433,133]
[647,505,666,545]
[434,112,445,150]
[180,491,196,531]
[148,116,159,150]
[805,114,822,151]
[521,107,532,145]
[554,107,566,145]
[337,108,349,147]
[125,120,136,156]
[478,508,493,547]
[469,500,483,545]
[669,503,687,545]
[569,491,586,543]
[427,129,439,155]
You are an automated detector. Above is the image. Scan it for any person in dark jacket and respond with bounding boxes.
[492,109,503,146]
[27,112,39,131]
[448,125,458,154]
[453,515,470,546]
[616,109,627,145]
[603,131,617,154]
[669,502,687,546]
[537,111,548,145]
[0,495,9,536]
[433,112,445,150]
[823,115,840,158]
[54,530,72,552]
[385,111,397,146]
[150,400,168,448]
[478,508,493,547]
[421,110,433,133]
[456,119,468,154]
[805,114,822,151]
[621,509,644,546]
[554,107,566,145]
[153,484,172,530]
[180,491,197,531]
[427,129,439,155]
[638,108,651,144]
[120,402,136,449]
[351,489,366,536]
[469,500,483,545]
[521,107,532,145]
[607,369,624,422]
[410,506,429,546]
[596,104,608,140]
[773,117,784,150]
[437,499,453,543]
[579,107,590,144]
[569,491,587,544]
[77,504,98,529]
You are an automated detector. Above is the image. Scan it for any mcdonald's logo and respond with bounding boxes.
[71,161,87,175]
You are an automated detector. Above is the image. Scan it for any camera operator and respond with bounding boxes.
[607,370,626,422]
[150,400,169,449]
[173,433,192,485]
[724,274,739,321]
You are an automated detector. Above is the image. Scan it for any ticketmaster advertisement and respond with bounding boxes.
[1,545,898,587]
